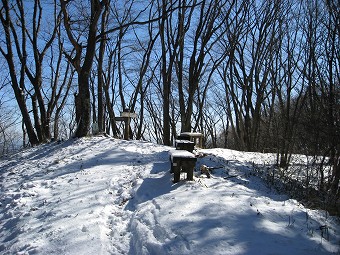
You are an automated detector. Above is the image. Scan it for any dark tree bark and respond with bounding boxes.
[22,0,60,142]
[0,0,39,146]
[159,0,173,145]
[60,0,108,138]
[96,2,110,133]
[1,0,69,145]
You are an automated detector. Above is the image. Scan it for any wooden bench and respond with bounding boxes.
[179,132,203,148]
[175,139,195,152]
[170,150,197,183]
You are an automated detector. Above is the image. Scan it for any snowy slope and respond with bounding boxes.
[0,136,339,254]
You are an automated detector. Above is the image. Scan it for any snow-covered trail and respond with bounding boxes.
[0,137,170,254]
[1,136,339,255]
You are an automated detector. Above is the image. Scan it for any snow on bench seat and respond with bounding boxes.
[175,139,195,144]
[170,149,196,159]
[169,150,197,183]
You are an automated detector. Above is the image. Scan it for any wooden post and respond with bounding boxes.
[124,118,129,140]
[115,111,137,140]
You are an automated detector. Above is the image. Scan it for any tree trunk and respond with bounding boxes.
[96,2,110,133]
[60,0,107,138]
[0,0,40,146]
[74,72,92,137]
[160,0,171,145]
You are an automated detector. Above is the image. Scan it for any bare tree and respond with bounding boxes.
[322,0,340,196]
[216,0,249,150]
[60,0,108,137]
[49,34,74,140]
[22,0,61,142]
[96,1,110,133]
[218,0,283,151]
[270,1,306,168]
[179,0,233,133]
[102,43,120,137]
[158,0,176,145]
[0,0,70,145]
[128,7,160,139]
[1,0,39,145]
[299,0,340,197]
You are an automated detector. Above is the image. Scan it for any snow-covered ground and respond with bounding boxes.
[0,136,339,254]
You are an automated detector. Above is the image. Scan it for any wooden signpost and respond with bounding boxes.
[115,110,137,140]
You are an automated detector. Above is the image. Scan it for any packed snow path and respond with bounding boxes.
[0,136,339,254]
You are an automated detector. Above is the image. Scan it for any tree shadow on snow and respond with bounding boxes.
[125,155,179,211]
[159,203,334,255]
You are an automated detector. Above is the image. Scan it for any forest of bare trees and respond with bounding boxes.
[0,0,339,212]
